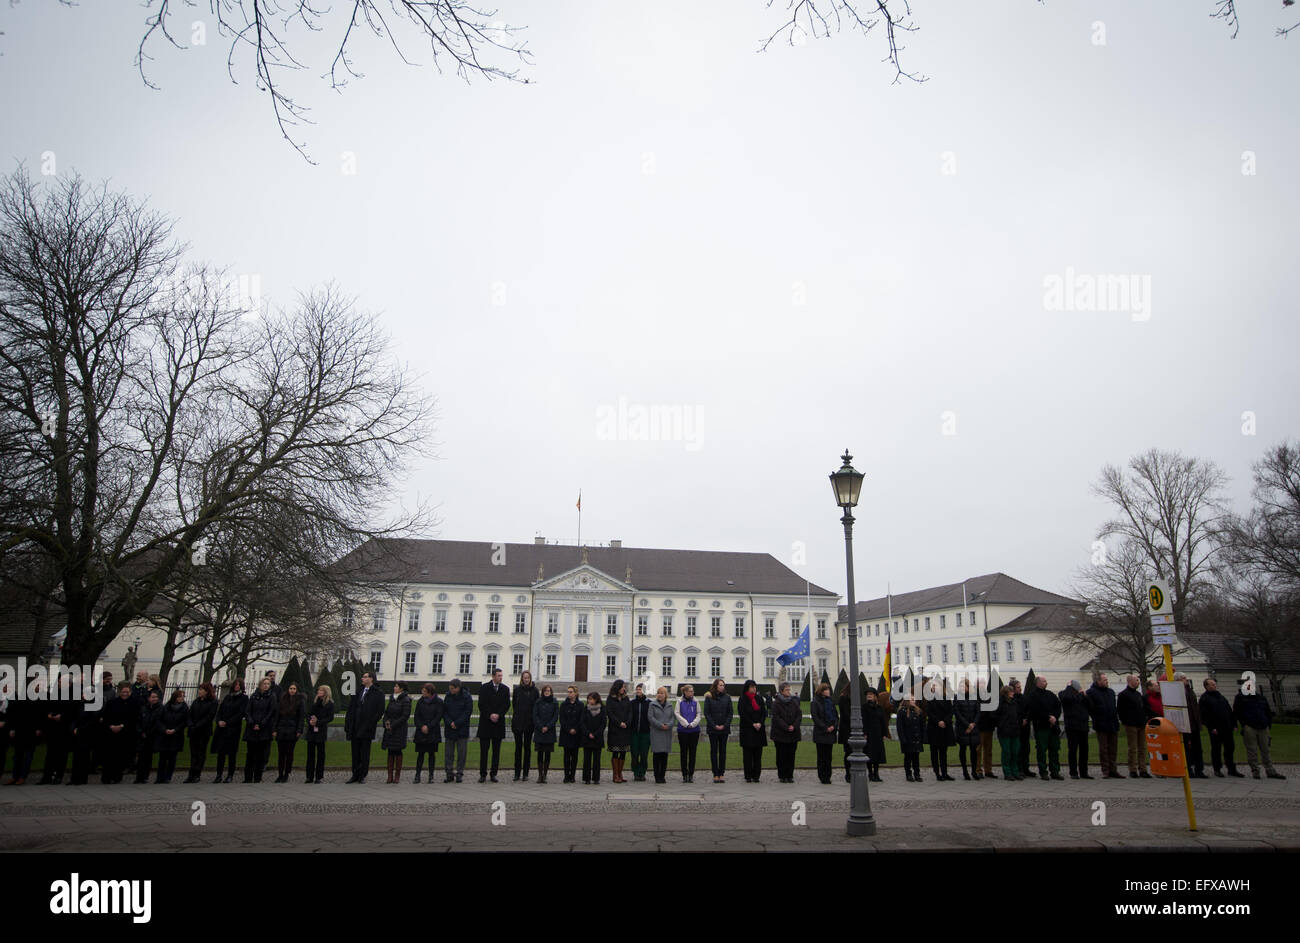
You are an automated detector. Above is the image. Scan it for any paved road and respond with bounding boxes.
[3,766,1297,852]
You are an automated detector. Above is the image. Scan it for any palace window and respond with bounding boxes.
[663,615,674,637]
[547,613,559,635]
[686,656,697,678]
[637,615,649,637]
[576,613,588,636]
[407,610,420,632]
[764,617,775,639]
[662,655,673,677]
[435,610,447,633]
[735,656,745,677]
[607,614,618,636]
[461,611,474,633]
[710,656,721,676]
[515,612,527,634]
[711,616,722,638]
[403,651,416,673]
[605,655,617,678]
[512,653,524,675]
[734,616,745,638]
[488,611,500,633]
[431,653,444,675]
[459,653,472,674]
[687,615,698,637]
[545,654,557,676]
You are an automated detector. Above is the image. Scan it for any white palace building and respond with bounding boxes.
[336,537,840,689]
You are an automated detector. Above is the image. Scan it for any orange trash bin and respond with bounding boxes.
[1146,718,1186,777]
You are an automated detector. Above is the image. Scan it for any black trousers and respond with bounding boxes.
[41,733,69,780]
[678,731,700,778]
[69,734,95,784]
[306,741,327,780]
[134,744,155,782]
[1066,729,1090,775]
[1018,727,1032,772]
[708,731,728,776]
[414,744,439,773]
[930,744,949,775]
[653,751,669,783]
[1208,730,1237,772]
[774,741,796,780]
[1183,731,1205,774]
[350,737,373,779]
[582,747,602,782]
[156,750,179,782]
[101,734,131,783]
[214,746,239,780]
[815,742,834,783]
[276,739,298,778]
[742,745,764,782]
[903,750,921,776]
[188,732,211,777]
[563,746,580,781]
[513,730,533,774]
[479,737,502,777]
[244,741,270,781]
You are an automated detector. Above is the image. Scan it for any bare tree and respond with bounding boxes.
[1212,0,1300,40]
[1063,539,1193,686]
[0,168,435,669]
[1222,441,1300,592]
[760,0,926,83]
[1093,448,1229,630]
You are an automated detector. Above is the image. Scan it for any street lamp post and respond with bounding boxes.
[830,449,876,837]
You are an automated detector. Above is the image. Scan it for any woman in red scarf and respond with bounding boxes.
[738,679,768,783]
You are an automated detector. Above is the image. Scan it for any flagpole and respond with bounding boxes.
[576,489,582,549]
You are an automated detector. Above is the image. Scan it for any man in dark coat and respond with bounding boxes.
[343,670,386,783]
[1058,680,1092,779]
[1233,679,1285,780]
[1198,677,1241,777]
[100,683,138,784]
[441,679,473,783]
[1117,675,1150,778]
[1011,680,1034,778]
[861,689,889,782]
[38,690,80,784]
[1086,673,1122,778]
[1023,675,1063,780]
[477,668,510,782]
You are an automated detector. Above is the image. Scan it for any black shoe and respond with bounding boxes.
[1080,773,1094,779]
[1214,769,1224,777]
[490,775,498,783]
[444,774,454,783]
[913,772,923,782]
[345,775,358,784]
[1022,770,1037,778]
[1138,770,1152,779]
[513,772,520,781]
[479,775,487,783]
[1069,772,1079,779]
[985,771,998,779]
[1228,770,1245,778]
[1267,771,1287,780]
[1050,772,1065,781]
[1129,771,1139,778]
[455,775,463,783]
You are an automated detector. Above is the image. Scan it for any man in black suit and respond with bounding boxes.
[344,671,386,783]
[477,668,511,782]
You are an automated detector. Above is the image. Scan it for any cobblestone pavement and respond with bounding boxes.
[2,765,1296,852]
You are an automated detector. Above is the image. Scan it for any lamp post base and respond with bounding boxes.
[845,748,877,836]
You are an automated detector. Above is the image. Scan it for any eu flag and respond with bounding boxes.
[777,626,810,667]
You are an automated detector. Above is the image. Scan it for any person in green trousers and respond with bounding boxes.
[628,683,652,782]
[995,686,1022,781]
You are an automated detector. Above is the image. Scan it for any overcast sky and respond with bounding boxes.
[3,1,1297,603]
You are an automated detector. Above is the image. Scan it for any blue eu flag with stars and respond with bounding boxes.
[777,626,810,667]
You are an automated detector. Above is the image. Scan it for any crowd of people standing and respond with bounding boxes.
[1,667,1288,786]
